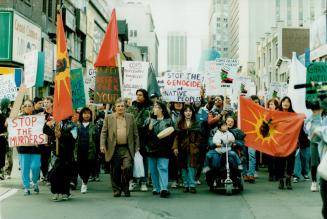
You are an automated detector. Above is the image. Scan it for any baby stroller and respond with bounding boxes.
[205,143,244,195]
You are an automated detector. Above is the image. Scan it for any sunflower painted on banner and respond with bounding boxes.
[53,12,73,122]
[239,96,305,157]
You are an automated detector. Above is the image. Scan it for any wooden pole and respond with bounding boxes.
[117,53,123,99]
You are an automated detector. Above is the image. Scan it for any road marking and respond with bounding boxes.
[0,189,18,202]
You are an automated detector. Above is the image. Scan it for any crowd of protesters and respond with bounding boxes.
[0,88,326,217]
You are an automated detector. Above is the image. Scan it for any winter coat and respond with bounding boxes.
[172,121,203,168]
[74,122,98,161]
[145,118,174,158]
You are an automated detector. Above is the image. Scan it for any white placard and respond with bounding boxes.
[216,58,239,86]
[122,61,149,99]
[43,39,54,82]
[12,12,41,64]
[162,71,201,102]
[0,74,18,101]
[8,115,47,147]
[267,82,288,100]
[23,50,38,88]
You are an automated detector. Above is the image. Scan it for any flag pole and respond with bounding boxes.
[55,123,60,156]
[117,53,123,99]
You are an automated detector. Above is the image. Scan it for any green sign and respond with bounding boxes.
[0,11,12,61]
[306,62,327,107]
[94,67,121,104]
[70,68,86,109]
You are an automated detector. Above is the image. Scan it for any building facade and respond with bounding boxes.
[167,32,187,72]
[116,1,159,75]
[208,0,230,58]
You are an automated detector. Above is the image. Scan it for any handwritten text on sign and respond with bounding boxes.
[8,115,47,147]
[70,68,86,109]
[162,72,201,102]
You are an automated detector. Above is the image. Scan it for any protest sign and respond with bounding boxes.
[70,68,86,109]
[8,115,47,147]
[0,74,18,101]
[162,72,201,102]
[94,67,121,104]
[204,61,221,96]
[267,82,288,100]
[122,61,149,99]
[216,58,239,87]
[306,62,327,105]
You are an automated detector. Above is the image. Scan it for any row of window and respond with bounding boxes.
[130,30,138,37]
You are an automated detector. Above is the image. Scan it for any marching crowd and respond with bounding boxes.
[0,89,326,217]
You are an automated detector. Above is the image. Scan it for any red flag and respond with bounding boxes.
[94,9,119,67]
[53,12,73,122]
[239,96,305,157]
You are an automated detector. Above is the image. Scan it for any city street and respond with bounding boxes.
[0,158,323,219]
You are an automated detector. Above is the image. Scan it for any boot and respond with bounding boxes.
[278,178,284,190]
[286,176,292,190]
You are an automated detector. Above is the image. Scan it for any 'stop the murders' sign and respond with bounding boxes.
[8,115,47,147]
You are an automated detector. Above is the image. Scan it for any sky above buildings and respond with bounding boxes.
[149,0,210,74]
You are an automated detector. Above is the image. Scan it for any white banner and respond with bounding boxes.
[267,82,288,100]
[204,61,221,96]
[162,72,201,102]
[23,50,38,88]
[122,61,149,99]
[8,115,47,147]
[217,58,239,86]
[12,12,41,64]
[0,74,18,101]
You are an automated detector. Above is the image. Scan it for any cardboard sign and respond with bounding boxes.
[23,50,38,88]
[204,61,222,96]
[0,74,18,101]
[306,62,327,105]
[70,68,86,109]
[216,58,239,86]
[8,115,47,147]
[122,61,149,99]
[162,72,201,102]
[94,67,121,104]
[267,82,288,100]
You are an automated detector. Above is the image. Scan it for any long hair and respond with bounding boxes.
[79,107,93,123]
[177,104,196,129]
[266,98,279,110]
[154,101,170,119]
[136,89,151,107]
[279,96,294,112]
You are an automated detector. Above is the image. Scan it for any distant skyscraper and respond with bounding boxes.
[208,0,230,58]
[167,32,187,71]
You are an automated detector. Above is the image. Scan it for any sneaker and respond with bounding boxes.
[171,181,177,188]
[62,194,71,200]
[70,182,76,190]
[160,190,170,198]
[293,177,299,183]
[286,177,292,190]
[140,183,148,192]
[189,187,197,193]
[238,165,243,170]
[311,182,319,192]
[81,183,87,194]
[303,175,310,181]
[196,180,201,185]
[52,194,59,201]
[254,172,259,178]
[152,191,160,195]
[34,185,39,194]
[24,189,30,196]
[129,181,136,191]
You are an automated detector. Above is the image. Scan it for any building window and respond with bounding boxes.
[42,0,47,13]
[48,0,53,20]
[269,48,271,62]
[263,53,266,67]
[310,0,315,20]
[224,48,228,51]
[130,30,133,37]
[134,30,137,37]
[299,0,304,24]
[93,22,105,54]
[275,43,278,58]
[276,0,280,21]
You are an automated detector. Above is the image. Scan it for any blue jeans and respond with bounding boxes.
[293,147,311,178]
[181,156,196,188]
[247,147,256,177]
[148,157,169,192]
[204,150,241,169]
[18,154,41,190]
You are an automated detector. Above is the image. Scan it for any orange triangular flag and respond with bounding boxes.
[94,9,119,67]
[53,12,73,122]
[239,96,305,157]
